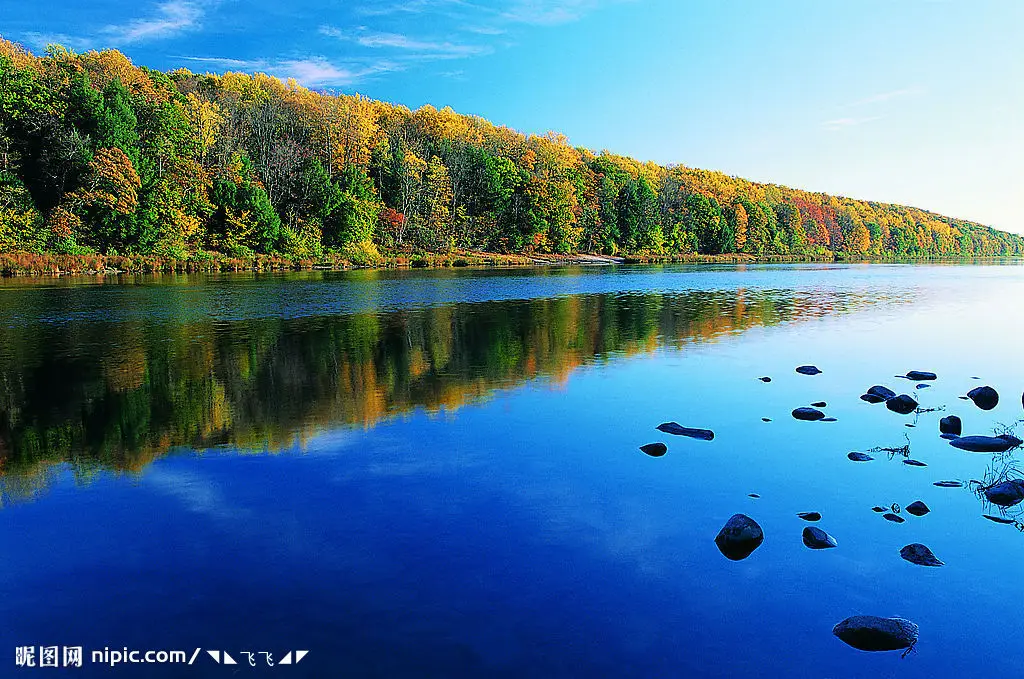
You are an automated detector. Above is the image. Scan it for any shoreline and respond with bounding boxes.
[0,249,1018,280]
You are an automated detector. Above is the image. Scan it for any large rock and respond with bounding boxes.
[867,385,897,400]
[967,386,999,410]
[905,371,937,381]
[900,543,944,567]
[832,615,919,653]
[983,479,1024,508]
[950,434,1022,453]
[886,394,918,415]
[796,365,822,375]
[714,514,764,561]
[905,501,930,516]
[802,526,838,549]
[792,407,826,421]
[939,415,962,436]
[639,443,667,457]
[656,422,715,440]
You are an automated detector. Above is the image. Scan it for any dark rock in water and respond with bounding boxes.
[797,512,821,522]
[811,401,827,408]
[848,452,874,462]
[905,371,937,381]
[832,615,919,653]
[905,424,916,428]
[867,385,897,400]
[958,396,970,400]
[983,479,1024,508]
[796,365,822,375]
[939,415,962,436]
[933,480,963,488]
[861,393,887,404]
[950,435,1022,453]
[714,514,764,561]
[759,376,772,382]
[967,386,999,410]
[821,417,838,422]
[940,433,960,440]
[916,384,931,390]
[886,394,919,415]
[883,513,906,523]
[792,407,826,421]
[639,442,667,457]
[900,543,944,567]
[905,501,930,516]
[802,526,838,549]
[904,459,927,467]
[748,493,761,499]
[761,417,772,422]
[983,514,1016,525]
[656,422,715,440]
[871,506,887,513]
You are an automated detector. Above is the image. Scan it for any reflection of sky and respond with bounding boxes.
[3,264,1024,677]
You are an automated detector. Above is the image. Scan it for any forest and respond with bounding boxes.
[2,39,1023,267]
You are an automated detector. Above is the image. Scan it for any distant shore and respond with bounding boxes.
[0,249,1016,279]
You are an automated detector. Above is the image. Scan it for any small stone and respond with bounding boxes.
[883,513,905,523]
[905,424,916,428]
[762,417,772,422]
[867,385,897,400]
[639,443,667,457]
[656,422,715,440]
[748,493,761,499]
[848,452,874,462]
[905,501,930,516]
[832,615,919,653]
[758,376,772,382]
[796,365,822,376]
[886,394,918,415]
[939,416,962,436]
[950,435,1022,453]
[714,514,764,561]
[861,393,887,404]
[905,371,937,381]
[871,506,887,513]
[797,512,821,521]
[900,543,944,567]
[933,481,963,488]
[904,459,927,467]
[802,526,838,549]
[792,407,825,421]
[811,401,827,408]
[982,514,1016,525]
[967,386,999,410]
[916,384,931,390]
[821,417,838,422]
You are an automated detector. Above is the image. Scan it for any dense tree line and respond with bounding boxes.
[2,40,1022,262]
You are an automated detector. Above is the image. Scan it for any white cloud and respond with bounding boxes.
[820,116,883,132]
[103,0,204,44]
[848,86,926,108]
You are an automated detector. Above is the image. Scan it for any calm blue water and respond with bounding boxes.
[2,263,1024,677]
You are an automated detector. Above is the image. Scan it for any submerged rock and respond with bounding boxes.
[714,514,764,561]
[821,417,838,422]
[848,452,874,462]
[802,526,838,549]
[832,616,919,653]
[871,506,887,513]
[867,385,897,400]
[758,376,772,382]
[639,443,667,457]
[916,384,931,390]
[940,433,960,440]
[886,394,919,415]
[748,493,761,499]
[967,386,999,410]
[792,407,826,421]
[905,501,930,516]
[796,365,822,375]
[811,401,827,408]
[900,543,944,567]
[905,371,937,381]
[950,435,1022,453]
[797,511,821,522]
[861,393,887,404]
[883,513,906,523]
[762,417,772,422]
[983,480,1024,508]
[656,422,715,440]
[982,514,1016,525]
[933,480,963,488]
[939,415,962,436]
[904,459,927,467]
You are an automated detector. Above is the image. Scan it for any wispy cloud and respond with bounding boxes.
[848,86,926,108]
[178,54,402,88]
[320,25,489,59]
[501,0,604,25]
[820,116,883,132]
[20,31,95,52]
[102,0,205,45]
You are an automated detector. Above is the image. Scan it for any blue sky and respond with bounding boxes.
[4,0,1023,232]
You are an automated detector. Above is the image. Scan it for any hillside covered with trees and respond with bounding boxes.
[1,39,1022,269]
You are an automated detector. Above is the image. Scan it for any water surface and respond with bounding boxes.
[2,263,1024,677]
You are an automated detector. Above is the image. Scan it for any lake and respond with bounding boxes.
[2,263,1024,677]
